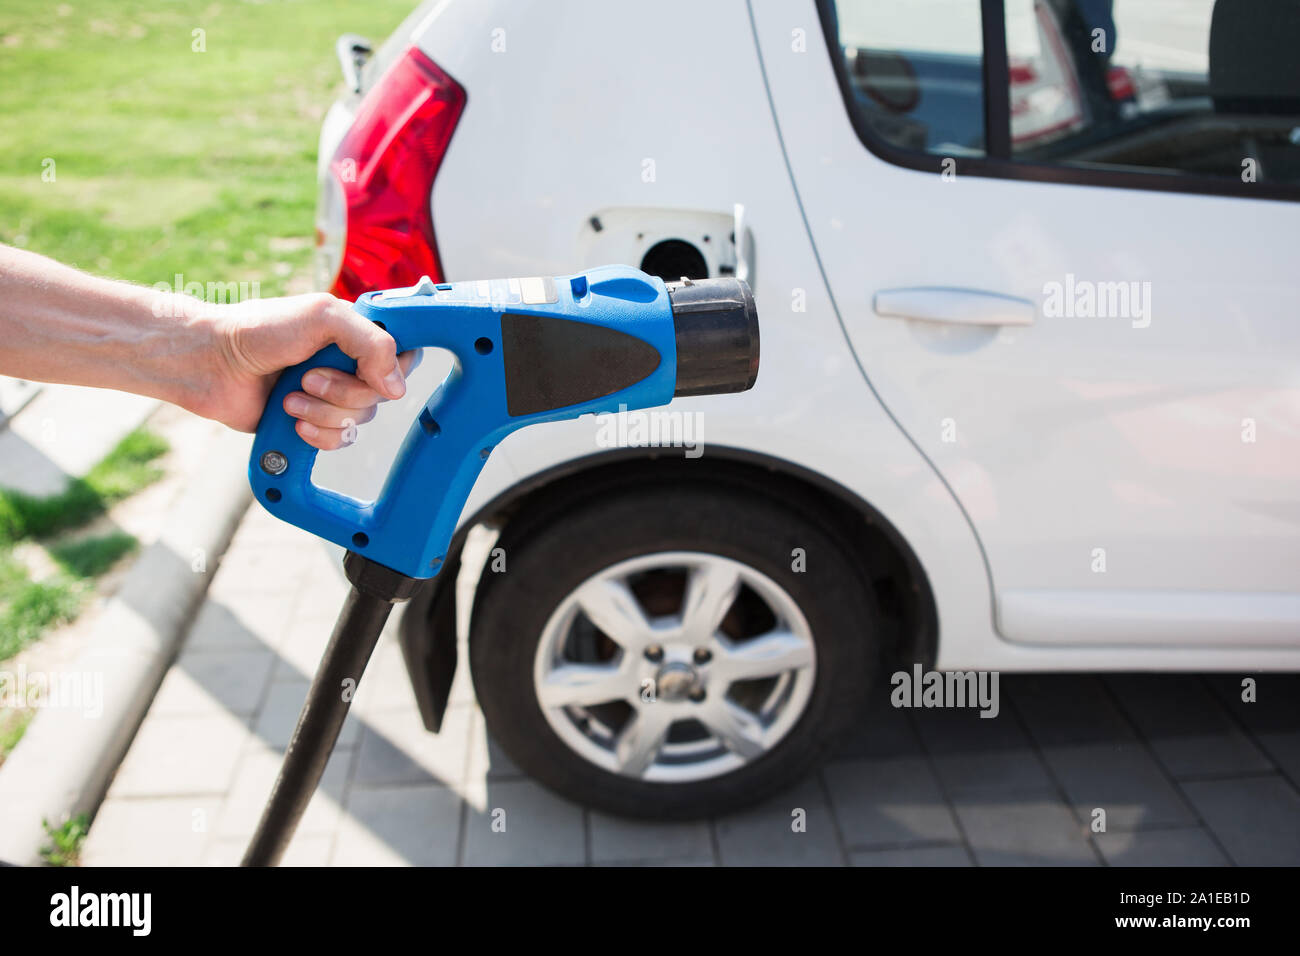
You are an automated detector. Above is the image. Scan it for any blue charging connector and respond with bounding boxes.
[249,264,685,579]
[241,265,757,866]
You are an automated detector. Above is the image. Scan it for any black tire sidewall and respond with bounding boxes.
[469,482,878,819]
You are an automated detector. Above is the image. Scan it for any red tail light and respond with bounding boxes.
[326,47,466,300]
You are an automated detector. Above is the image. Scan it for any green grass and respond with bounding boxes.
[0,0,415,292]
[0,428,160,661]
[41,814,90,867]
[0,532,139,659]
[0,546,83,661]
[0,428,168,542]
[0,572,83,661]
[0,0,415,661]
[0,709,34,768]
[51,532,139,579]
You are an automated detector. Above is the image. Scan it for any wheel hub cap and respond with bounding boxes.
[533,552,817,784]
[654,661,700,702]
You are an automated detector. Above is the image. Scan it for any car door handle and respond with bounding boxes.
[873,288,1035,327]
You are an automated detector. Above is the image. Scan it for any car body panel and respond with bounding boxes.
[754,0,1300,651]
[318,0,1300,673]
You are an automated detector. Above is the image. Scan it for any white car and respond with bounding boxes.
[312,0,1300,817]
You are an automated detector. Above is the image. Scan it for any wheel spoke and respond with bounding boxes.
[613,704,675,777]
[712,629,813,684]
[680,561,741,641]
[537,662,630,709]
[575,578,655,649]
[701,699,767,760]
[535,552,818,783]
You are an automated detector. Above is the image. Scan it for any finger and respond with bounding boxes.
[300,367,384,409]
[295,420,350,451]
[283,392,377,430]
[319,300,404,400]
[299,352,420,408]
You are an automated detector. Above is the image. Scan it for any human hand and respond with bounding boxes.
[199,293,418,450]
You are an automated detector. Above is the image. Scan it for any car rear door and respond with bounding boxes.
[751,0,1300,648]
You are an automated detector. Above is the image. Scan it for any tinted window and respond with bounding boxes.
[830,0,986,156]
[824,0,1300,190]
[1007,0,1300,184]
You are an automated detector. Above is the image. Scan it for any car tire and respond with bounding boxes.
[469,481,879,819]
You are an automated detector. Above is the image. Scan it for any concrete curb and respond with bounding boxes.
[0,429,253,865]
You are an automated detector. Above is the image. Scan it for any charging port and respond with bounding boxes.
[640,239,708,282]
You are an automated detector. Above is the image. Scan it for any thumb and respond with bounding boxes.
[320,299,405,400]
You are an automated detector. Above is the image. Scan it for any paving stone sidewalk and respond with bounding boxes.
[81,506,1300,867]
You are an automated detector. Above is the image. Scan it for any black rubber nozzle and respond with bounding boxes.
[667,277,760,397]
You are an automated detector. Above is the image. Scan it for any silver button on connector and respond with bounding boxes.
[260,450,289,476]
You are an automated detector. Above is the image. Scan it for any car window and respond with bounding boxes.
[829,0,986,156]
[1007,0,1300,184]
[822,0,1300,192]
